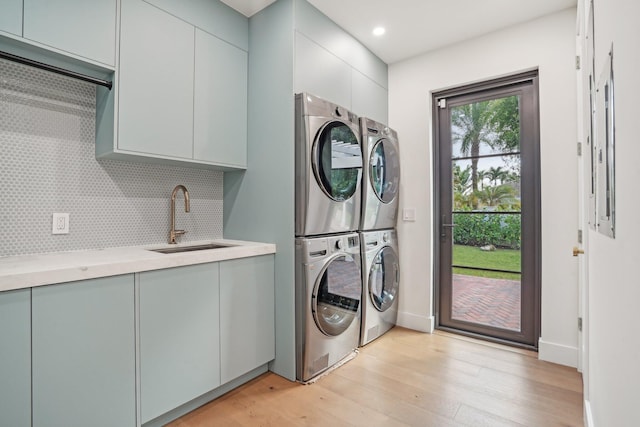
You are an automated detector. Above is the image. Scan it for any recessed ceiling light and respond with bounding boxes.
[373,27,386,36]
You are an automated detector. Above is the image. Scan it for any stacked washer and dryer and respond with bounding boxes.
[358,118,401,347]
[294,93,400,383]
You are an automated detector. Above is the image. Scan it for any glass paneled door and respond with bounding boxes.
[435,72,540,347]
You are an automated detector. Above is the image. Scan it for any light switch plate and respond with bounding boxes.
[402,208,416,222]
[52,213,70,234]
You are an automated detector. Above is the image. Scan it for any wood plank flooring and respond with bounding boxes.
[168,328,584,427]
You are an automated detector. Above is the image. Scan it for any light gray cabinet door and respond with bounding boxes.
[220,255,275,384]
[139,263,220,423]
[118,0,194,159]
[352,69,388,125]
[0,0,22,36]
[0,289,31,427]
[32,275,136,427]
[144,0,248,51]
[23,0,116,66]
[294,31,351,110]
[194,29,248,168]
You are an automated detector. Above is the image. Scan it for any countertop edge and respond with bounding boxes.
[0,240,276,292]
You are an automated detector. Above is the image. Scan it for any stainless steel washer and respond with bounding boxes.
[359,118,400,231]
[295,233,362,382]
[295,93,363,237]
[359,229,399,346]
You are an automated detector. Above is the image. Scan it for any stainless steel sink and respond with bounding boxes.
[149,243,232,254]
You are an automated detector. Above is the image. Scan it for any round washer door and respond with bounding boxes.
[313,121,362,202]
[370,138,400,204]
[313,254,361,336]
[369,246,399,312]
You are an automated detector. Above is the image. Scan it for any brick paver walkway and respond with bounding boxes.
[452,274,521,331]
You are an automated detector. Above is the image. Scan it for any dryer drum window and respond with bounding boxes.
[370,139,400,204]
[369,247,399,312]
[314,122,362,201]
[313,255,361,336]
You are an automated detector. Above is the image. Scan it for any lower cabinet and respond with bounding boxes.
[0,254,275,426]
[139,263,221,424]
[0,289,31,427]
[220,255,275,384]
[31,275,136,427]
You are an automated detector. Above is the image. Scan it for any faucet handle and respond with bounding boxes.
[169,229,187,244]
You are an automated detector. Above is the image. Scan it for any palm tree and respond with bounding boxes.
[487,166,507,186]
[451,101,494,193]
[452,164,473,210]
[476,184,517,208]
[476,169,488,190]
[453,164,472,194]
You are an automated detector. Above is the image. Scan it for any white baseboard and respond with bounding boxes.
[538,338,578,368]
[397,311,434,333]
[584,399,594,427]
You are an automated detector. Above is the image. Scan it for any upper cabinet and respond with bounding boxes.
[294,32,351,111]
[118,0,195,159]
[96,0,249,171]
[351,68,388,125]
[293,0,388,124]
[0,0,22,36]
[194,29,248,166]
[0,0,117,67]
[23,0,117,66]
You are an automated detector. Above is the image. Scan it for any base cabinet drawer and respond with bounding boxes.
[31,275,136,427]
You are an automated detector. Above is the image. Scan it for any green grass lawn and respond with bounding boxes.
[452,244,521,280]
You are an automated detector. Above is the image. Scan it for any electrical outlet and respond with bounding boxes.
[52,213,69,235]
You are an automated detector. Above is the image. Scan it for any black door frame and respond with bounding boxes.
[432,70,541,349]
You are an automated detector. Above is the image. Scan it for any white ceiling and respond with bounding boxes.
[220,0,276,17]
[222,0,577,64]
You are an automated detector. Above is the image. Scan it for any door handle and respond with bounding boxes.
[441,215,455,238]
[572,247,585,257]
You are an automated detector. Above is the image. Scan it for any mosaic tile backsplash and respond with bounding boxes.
[0,58,224,257]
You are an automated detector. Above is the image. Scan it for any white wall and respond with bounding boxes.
[389,8,579,366]
[581,0,640,425]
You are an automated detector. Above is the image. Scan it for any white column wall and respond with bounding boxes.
[389,8,579,366]
[584,0,640,425]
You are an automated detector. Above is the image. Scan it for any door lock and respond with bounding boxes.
[441,215,456,238]
[572,247,585,257]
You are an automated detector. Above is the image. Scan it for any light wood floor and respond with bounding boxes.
[169,328,584,427]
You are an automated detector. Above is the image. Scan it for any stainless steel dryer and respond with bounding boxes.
[359,229,399,346]
[359,118,400,231]
[295,93,363,237]
[295,233,362,382]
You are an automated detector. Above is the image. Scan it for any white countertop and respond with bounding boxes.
[0,239,276,292]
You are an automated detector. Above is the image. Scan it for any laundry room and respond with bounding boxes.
[1,0,638,426]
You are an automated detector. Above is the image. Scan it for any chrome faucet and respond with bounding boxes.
[169,185,190,244]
